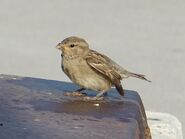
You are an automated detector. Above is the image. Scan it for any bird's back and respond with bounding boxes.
[86,49,130,79]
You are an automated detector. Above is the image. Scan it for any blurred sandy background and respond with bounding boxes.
[0,0,184,135]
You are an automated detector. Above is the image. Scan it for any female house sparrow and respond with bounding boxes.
[56,36,150,100]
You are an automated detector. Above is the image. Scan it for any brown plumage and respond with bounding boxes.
[56,36,150,100]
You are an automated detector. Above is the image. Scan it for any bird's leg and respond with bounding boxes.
[83,91,106,101]
[96,91,107,97]
[75,88,86,92]
[64,88,86,97]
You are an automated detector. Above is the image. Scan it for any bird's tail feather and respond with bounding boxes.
[128,72,151,82]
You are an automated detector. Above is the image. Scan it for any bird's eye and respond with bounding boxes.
[70,44,75,48]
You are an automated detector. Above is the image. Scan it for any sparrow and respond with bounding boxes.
[56,36,150,100]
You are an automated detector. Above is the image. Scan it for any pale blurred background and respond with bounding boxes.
[0,0,184,135]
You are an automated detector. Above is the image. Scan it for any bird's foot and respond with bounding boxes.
[83,96,104,101]
[64,91,86,97]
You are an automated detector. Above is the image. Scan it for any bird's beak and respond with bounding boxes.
[56,43,63,50]
[56,44,70,53]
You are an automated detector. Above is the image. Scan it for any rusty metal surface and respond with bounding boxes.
[0,74,151,139]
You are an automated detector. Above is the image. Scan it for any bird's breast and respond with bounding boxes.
[62,57,112,92]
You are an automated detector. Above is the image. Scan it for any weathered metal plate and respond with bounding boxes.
[0,74,151,139]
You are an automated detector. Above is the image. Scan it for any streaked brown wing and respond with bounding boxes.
[86,50,122,81]
[86,50,124,96]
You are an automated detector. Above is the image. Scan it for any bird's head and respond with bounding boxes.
[56,36,89,58]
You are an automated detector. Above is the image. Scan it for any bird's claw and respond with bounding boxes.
[83,96,104,101]
[64,91,86,97]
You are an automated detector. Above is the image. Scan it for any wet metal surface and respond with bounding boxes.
[0,74,151,139]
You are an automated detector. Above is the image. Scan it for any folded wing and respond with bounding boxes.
[86,50,125,96]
